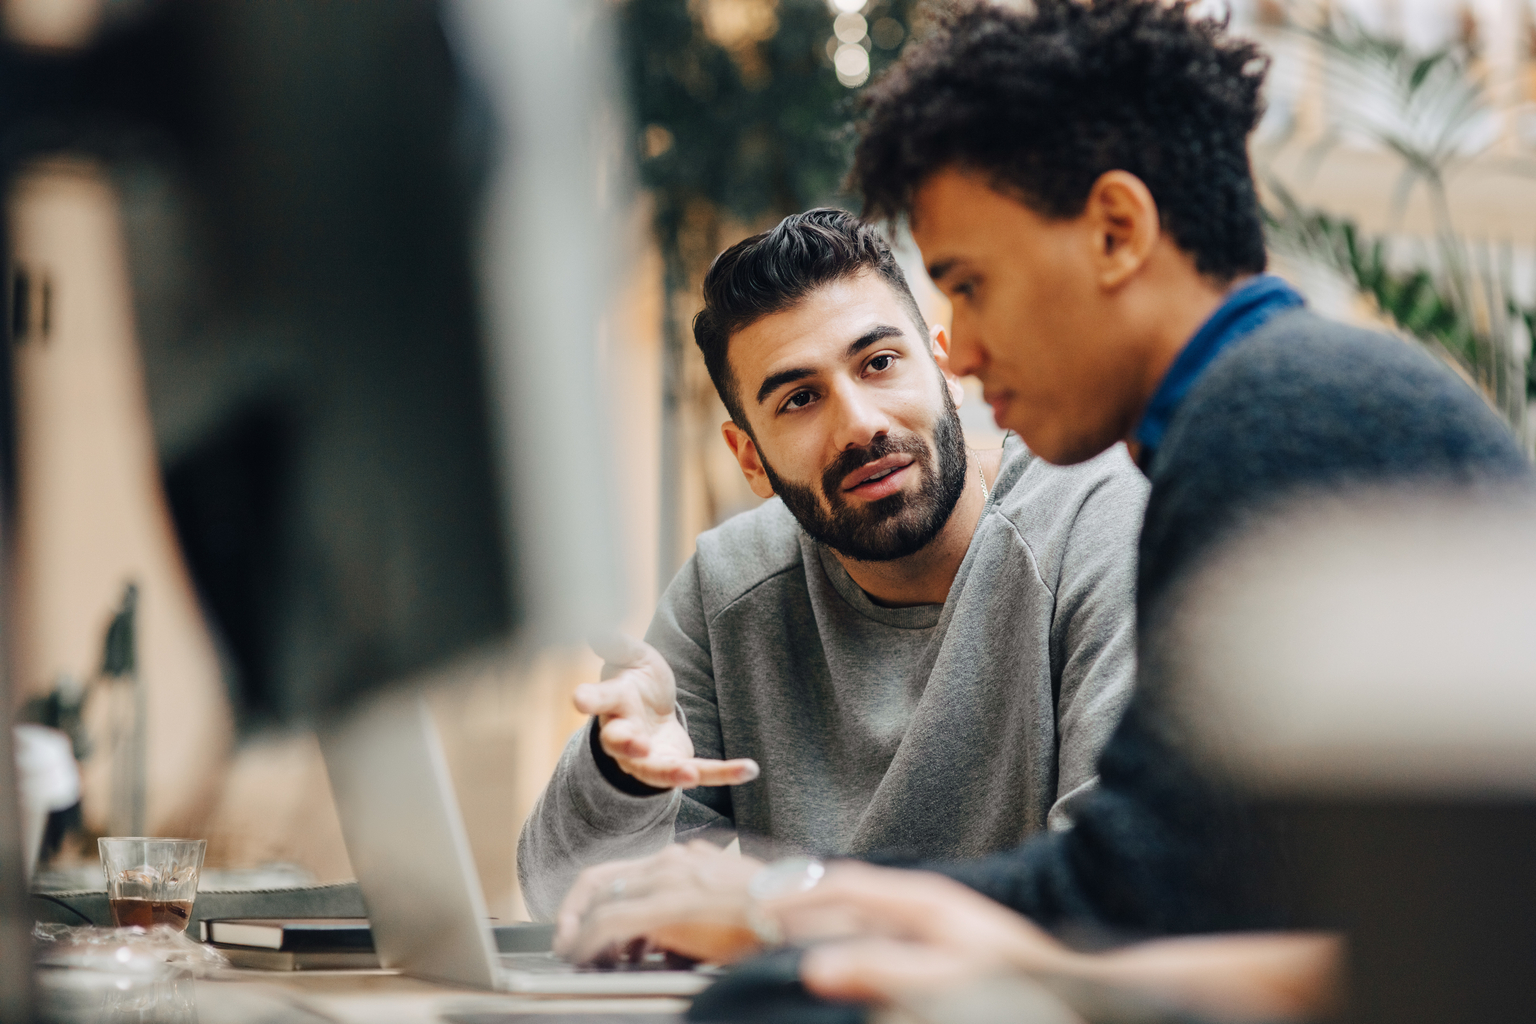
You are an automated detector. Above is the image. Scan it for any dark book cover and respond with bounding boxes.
[202,917,373,952]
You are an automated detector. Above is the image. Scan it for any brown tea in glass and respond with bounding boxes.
[108,897,195,929]
[98,838,206,932]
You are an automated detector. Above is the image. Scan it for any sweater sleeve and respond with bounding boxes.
[920,690,1258,934]
[644,555,737,844]
[1042,458,1144,831]
[514,556,732,920]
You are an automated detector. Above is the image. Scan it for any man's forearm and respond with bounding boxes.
[916,831,1081,925]
[1055,933,1344,1023]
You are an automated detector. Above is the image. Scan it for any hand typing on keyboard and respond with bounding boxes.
[554,840,766,965]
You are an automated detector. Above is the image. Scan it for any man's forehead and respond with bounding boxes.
[911,168,1026,256]
[910,167,981,228]
[730,273,916,373]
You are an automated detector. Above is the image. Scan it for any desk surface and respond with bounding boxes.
[39,967,690,1024]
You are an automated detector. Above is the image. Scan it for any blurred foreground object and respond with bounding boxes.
[12,725,78,883]
[0,0,623,1010]
[1170,488,1536,1023]
[2,0,101,51]
[0,0,620,729]
[443,0,622,657]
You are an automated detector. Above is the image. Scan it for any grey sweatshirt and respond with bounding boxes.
[517,437,1148,919]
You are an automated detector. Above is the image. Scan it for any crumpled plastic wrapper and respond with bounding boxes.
[33,923,230,976]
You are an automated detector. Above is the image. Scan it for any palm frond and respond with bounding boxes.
[1264,179,1532,414]
[1263,14,1531,442]
[1300,14,1497,228]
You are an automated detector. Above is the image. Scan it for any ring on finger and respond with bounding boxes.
[579,876,631,929]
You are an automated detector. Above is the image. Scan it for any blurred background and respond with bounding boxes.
[10,0,1536,921]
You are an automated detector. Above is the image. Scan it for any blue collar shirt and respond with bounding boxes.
[1133,274,1305,469]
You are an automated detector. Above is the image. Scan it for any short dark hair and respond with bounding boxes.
[849,0,1269,281]
[693,208,927,428]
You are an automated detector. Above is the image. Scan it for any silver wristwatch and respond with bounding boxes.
[745,856,825,947]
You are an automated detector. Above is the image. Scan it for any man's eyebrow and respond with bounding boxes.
[755,325,909,406]
[756,367,815,405]
[844,324,905,360]
[926,259,956,284]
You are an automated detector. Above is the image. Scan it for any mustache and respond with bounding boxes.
[820,433,932,499]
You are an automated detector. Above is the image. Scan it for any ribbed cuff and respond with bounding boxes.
[588,717,669,797]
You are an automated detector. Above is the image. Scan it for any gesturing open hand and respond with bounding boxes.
[579,635,759,791]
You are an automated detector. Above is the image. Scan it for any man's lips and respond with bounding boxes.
[841,454,915,499]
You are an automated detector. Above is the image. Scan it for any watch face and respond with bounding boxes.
[749,857,826,902]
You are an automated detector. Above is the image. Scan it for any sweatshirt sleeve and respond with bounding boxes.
[514,555,733,920]
[1042,459,1145,831]
[645,555,737,844]
[919,687,1275,936]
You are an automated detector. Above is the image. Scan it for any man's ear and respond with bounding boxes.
[1085,170,1160,291]
[929,323,966,410]
[722,419,776,500]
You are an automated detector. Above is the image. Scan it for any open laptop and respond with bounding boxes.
[320,693,712,996]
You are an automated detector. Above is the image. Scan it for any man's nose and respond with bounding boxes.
[947,318,986,378]
[830,380,890,451]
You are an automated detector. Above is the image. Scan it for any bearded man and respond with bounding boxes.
[516,209,1146,919]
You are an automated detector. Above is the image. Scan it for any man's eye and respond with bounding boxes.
[867,354,895,373]
[783,390,816,411]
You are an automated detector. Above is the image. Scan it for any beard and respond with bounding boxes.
[762,382,970,563]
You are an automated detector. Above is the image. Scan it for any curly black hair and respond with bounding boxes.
[849,0,1270,281]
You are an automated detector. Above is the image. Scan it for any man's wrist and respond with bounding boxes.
[746,857,826,947]
[587,716,670,797]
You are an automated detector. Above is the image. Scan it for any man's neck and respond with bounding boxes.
[831,446,1004,608]
[1122,269,1250,463]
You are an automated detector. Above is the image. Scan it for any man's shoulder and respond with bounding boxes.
[992,437,1149,533]
[1174,307,1526,468]
[1207,308,1474,407]
[689,499,806,611]
[1149,306,1531,537]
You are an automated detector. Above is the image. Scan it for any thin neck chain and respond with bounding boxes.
[976,456,990,503]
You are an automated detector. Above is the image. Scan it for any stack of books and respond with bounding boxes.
[200,918,379,971]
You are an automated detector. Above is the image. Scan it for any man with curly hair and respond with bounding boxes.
[549,0,1529,1015]
[843,0,1525,940]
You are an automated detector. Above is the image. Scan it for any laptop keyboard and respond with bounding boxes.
[499,952,706,974]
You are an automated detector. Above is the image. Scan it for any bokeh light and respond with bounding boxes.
[833,12,867,43]
[834,41,870,86]
[870,16,905,49]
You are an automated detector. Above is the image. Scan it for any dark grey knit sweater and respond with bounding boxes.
[925,308,1533,935]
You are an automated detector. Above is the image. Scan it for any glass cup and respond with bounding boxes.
[98,838,206,931]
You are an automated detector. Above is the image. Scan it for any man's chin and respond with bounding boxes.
[827,541,921,564]
[817,515,922,563]
[1018,423,1118,466]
